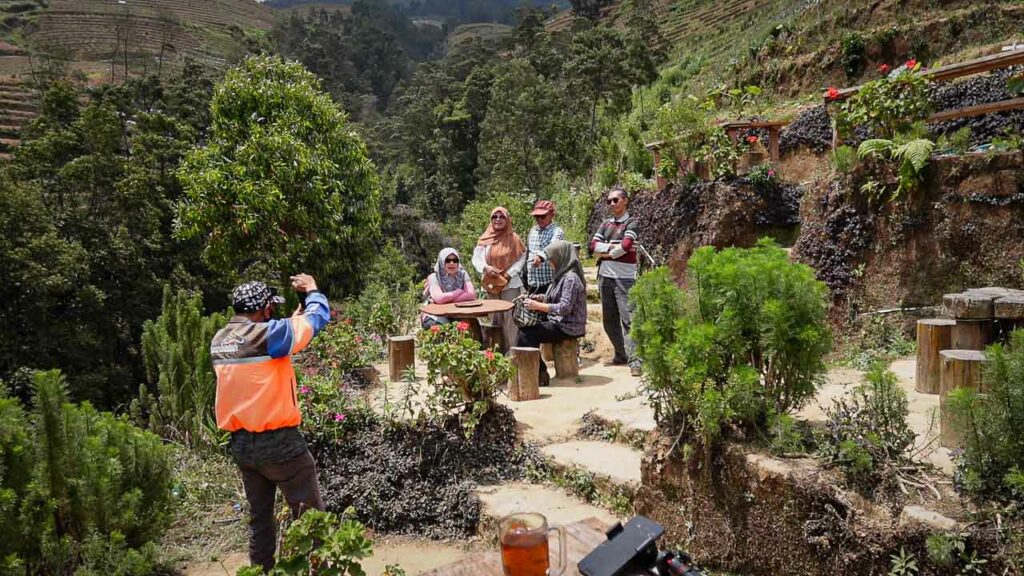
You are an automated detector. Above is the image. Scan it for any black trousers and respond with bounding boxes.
[238,449,325,570]
[517,321,575,383]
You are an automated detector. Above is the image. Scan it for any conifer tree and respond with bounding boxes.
[139,285,227,449]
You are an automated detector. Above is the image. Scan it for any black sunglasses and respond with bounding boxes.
[606,197,623,205]
[491,214,507,220]
[445,257,460,263]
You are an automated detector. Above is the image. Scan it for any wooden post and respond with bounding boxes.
[915,319,955,394]
[939,349,987,448]
[768,126,781,163]
[540,343,554,363]
[951,319,993,351]
[510,347,540,401]
[388,336,415,381]
[553,339,579,379]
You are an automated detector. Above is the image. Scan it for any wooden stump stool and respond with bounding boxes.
[951,319,993,351]
[540,343,554,363]
[388,336,415,381]
[939,349,987,448]
[915,319,955,394]
[552,339,579,379]
[509,347,540,401]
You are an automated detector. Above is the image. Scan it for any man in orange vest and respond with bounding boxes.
[211,273,331,570]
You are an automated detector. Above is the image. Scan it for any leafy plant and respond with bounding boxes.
[418,322,514,436]
[298,372,375,442]
[630,241,831,449]
[238,509,373,576]
[652,97,738,181]
[946,330,1024,502]
[840,33,866,79]
[310,318,382,375]
[136,286,228,450]
[818,364,916,494]
[935,127,972,155]
[834,63,932,138]
[766,412,810,456]
[840,316,916,370]
[888,548,919,576]
[830,145,859,174]
[746,163,777,191]
[0,370,173,573]
[857,136,935,197]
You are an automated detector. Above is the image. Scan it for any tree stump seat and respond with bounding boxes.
[388,335,415,381]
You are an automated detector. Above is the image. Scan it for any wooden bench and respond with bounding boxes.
[720,119,791,163]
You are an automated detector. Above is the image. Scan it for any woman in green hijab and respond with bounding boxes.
[517,240,587,386]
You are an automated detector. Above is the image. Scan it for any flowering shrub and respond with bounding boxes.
[309,317,382,374]
[418,322,514,436]
[747,163,777,191]
[298,372,374,441]
[833,62,932,138]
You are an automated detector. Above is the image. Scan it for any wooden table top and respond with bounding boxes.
[420,299,514,319]
[421,517,638,576]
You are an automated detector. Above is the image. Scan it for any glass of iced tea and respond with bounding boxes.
[499,512,566,576]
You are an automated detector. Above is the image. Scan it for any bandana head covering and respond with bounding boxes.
[434,247,467,293]
[232,281,285,313]
[477,207,526,273]
[543,240,585,299]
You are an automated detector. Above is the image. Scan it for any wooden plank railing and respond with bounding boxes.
[827,48,1024,103]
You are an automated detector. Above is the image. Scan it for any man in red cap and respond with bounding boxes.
[526,200,565,294]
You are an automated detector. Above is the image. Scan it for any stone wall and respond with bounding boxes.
[635,437,997,576]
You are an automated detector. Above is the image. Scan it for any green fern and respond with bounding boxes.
[858,138,895,159]
[895,138,935,173]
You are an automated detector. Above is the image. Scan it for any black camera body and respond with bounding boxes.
[577,516,701,576]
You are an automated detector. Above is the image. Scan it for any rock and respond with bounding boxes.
[542,440,642,487]
[899,505,960,532]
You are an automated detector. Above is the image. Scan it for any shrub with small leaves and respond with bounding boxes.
[238,509,372,576]
[834,62,933,138]
[818,364,916,494]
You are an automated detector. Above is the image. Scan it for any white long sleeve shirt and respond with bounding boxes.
[472,245,528,290]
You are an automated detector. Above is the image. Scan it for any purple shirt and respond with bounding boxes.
[546,273,587,337]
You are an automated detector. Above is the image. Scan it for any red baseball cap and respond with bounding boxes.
[530,200,555,216]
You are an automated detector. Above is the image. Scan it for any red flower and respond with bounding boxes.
[456,321,470,332]
[878,63,890,74]
[330,309,338,319]
[430,325,441,333]
[343,318,353,325]
[825,86,839,100]
[905,59,917,70]
[745,135,758,144]
[354,336,363,344]
[484,350,495,361]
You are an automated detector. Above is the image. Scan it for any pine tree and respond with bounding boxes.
[139,285,227,449]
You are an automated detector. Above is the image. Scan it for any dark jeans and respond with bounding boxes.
[517,321,576,384]
[599,276,637,364]
[235,437,325,570]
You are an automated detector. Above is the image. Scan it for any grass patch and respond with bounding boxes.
[159,448,248,568]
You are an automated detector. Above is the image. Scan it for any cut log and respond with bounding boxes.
[995,293,1024,320]
[915,319,955,394]
[510,347,540,402]
[943,292,995,319]
[553,338,579,379]
[540,343,554,363]
[939,349,987,448]
[951,319,993,351]
[388,336,415,381]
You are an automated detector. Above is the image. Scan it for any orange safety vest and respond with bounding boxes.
[211,312,318,433]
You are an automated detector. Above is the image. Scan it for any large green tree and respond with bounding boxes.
[175,55,382,294]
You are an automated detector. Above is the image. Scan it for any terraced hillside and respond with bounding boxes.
[547,0,1024,96]
[0,79,34,159]
[0,0,273,80]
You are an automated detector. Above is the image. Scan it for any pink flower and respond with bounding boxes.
[878,63,890,74]
[767,169,776,177]
[430,325,441,333]
[333,413,346,422]
[354,336,363,344]
[825,86,839,100]
[484,349,495,361]
[456,321,470,332]
[745,135,758,144]
[905,59,917,70]
[299,386,311,395]
[330,309,339,319]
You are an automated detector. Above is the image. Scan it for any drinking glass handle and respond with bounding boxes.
[548,524,567,576]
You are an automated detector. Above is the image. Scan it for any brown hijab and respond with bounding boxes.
[477,207,526,272]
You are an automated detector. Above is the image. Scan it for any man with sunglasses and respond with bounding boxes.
[526,200,565,295]
[590,188,642,377]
